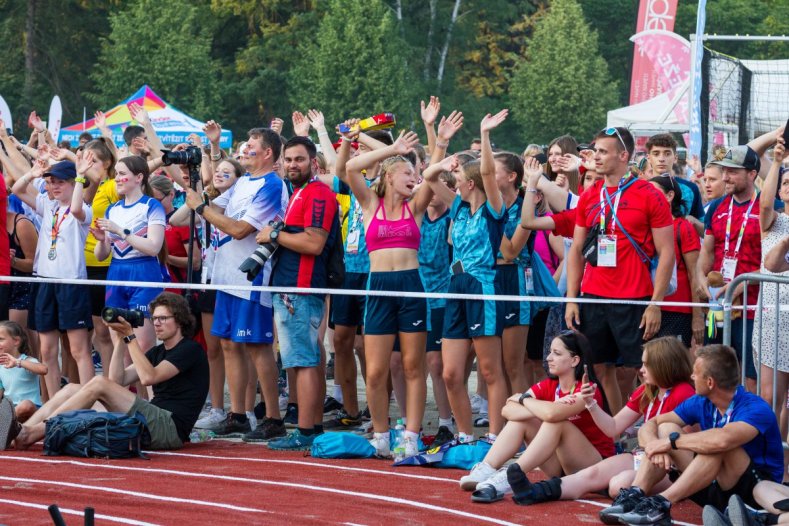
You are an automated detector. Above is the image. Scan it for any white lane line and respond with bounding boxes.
[0,497,159,526]
[0,456,519,526]
[148,450,459,482]
[0,475,270,514]
[575,499,700,526]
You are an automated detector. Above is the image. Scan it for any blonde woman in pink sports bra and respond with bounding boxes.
[345,113,464,458]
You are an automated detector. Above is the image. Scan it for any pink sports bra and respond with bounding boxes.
[365,201,421,252]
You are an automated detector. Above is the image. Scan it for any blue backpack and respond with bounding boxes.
[43,410,151,459]
[311,432,375,459]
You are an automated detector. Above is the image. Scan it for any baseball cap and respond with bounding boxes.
[711,145,760,172]
[44,161,77,181]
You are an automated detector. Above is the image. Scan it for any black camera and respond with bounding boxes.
[161,145,202,167]
[238,220,284,281]
[101,306,146,328]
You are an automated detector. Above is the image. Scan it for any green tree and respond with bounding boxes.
[90,0,221,120]
[510,0,618,144]
[287,0,415,130]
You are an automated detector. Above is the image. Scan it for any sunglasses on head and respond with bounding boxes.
[603,127,627,152]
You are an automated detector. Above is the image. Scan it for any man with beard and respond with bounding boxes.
[254,136,338,450]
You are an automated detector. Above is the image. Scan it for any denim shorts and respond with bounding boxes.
[274,294,325,369]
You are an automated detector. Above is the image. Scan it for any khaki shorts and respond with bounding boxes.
[128,398,183,450]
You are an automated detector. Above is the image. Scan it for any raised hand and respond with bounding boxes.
[37,144,51,162]
[774,137,786,162]
[0,117,6,138]
[29,111,45,132]
[337,118,360,141]
[132,135,151,155]
[89,226,106,242]
[94,110,108,129]
[306,109,326,131]
[523,156,543,186]
[128,102,150,126]
[437,110,464,142]
[77,150,96,175]
[688,154,702,174]
[420,96,440,125]
[392,130,419,156]
[292,111,310,137]
[555,173,569,190]
[270,117,284,135]
[203,120,222,144]
[30,158,48,178]
[436,154,459,173]
[187,133,202,146]
[480,109,508,133]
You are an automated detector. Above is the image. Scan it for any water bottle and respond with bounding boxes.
[189,429,215,443]
[392,418,406,462]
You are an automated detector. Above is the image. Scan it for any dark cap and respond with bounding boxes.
[43,161,77,181]
[711,145,760,172]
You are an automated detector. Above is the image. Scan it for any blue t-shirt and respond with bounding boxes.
[673,386,783,482]
[333,178,370,274]
[497,196,533,266]
[0,354,42,406]
[418,209,452,309]
[450,195,505,283]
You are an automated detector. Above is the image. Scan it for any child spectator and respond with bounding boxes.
[0,321,47,422]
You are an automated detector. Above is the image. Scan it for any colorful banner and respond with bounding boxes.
[689,0,707,161]
[630,0,679,104]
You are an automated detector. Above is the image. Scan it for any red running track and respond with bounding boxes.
[0,441,702,525]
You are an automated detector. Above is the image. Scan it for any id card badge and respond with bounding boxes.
[346,228,360,254]
[524,267,535,294]
[597,235,617,267]
[721,257,738,282]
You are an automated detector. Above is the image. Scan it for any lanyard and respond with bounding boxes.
[644,389,670,422]
[555,381,576,401]
[50,205,71,249]
[722,196,757,258]
[711,399,735,429]
[599,177,631,233]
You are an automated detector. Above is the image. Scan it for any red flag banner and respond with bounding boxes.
[630,0,679,104]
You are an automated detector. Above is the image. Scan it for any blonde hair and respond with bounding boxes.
[462,159,483,190]
[372,156,413,198]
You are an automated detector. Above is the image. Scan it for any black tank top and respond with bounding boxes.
[8,214,32,277]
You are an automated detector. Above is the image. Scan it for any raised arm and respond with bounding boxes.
[29,111,55,147]
[521,158,557,231]
[129,102,184,189]
[749,124,784,180]
[10,159,48,209]
[202,120,225,172]
[423,155,460,208]
[420,96,440,156]
[307,109,337,171]
[70,152,93,222]
[760,135,784,233]
[93,110,118,158]
[411,110,464,215]
[479,110,507,213]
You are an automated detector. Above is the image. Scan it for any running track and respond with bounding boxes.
[0,441,702,525]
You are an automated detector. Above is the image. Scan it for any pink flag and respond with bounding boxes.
[630,0,678,104]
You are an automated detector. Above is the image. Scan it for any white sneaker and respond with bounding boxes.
[369,433,391,458]
[404,436,418,458]
[469,394,484,414]
[476,467,512,496]
[459,461,496,491]
[193,408,226,430]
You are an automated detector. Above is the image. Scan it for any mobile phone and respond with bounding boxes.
[782,118,789,145]
[451,260,464,276]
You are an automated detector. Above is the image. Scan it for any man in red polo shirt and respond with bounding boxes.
[253,136,338,451]
[697,145,761,392]
[565,127,675,414]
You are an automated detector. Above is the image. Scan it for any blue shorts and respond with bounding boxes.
[330,272,368,328]
[274,294,324,369]
[443,273,503,339]
[105,257,163,317]
[427,307,445,352]
[35,282,93,332]
[499,264,531,328]
[364,269,427,335]
[212,291,274,343]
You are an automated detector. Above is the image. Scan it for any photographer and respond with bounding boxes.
[11,293,209,451]
[184,127,288,439]
[252,136,338,450]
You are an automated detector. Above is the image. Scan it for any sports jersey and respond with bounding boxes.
[105,195,166,260]
[664,217,701,314]
[575,177,673,299]
[272,179,338,292]
[35,194,92,279]
[0,354,42,406]
[85,178,118,267]
[674,386,783,482]
[333,178,370,274]
[449,195,505,283]
[530,377,614,458]
[498,196,532,265]
[211,172,288,304]
[625,382,695,421]
[418,209,452,309]
[704,195,761,319]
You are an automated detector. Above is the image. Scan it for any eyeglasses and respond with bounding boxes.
[151,315,174,324]
[603,127,628,152]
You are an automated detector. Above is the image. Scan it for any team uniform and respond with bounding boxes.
[499,197,532,328]
[443,195,506,339]
[104,195,166,316]
[656,217,700,346]
[625,382,696,421]
[85,178,118,316]
[418,209,452,351]
[210,172,288,343]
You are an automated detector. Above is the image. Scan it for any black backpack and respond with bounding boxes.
[43,409,151,459]
[326,214,345,288]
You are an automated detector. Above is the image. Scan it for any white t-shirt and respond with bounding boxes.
[211,172,288,305]
[35,194,92,279]
[105,195,166,260]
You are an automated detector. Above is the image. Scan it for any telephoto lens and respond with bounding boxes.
[161,145,202,167]
[101,307,146,328]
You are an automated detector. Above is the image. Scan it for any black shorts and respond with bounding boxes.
[330,271,368,328]
[9,278,31,311]
[27,282,38,331]
[86,266,109,317]
[0,284,8,321]
[656,311,692,348]
[527,308,550,360]
[579,294,647,367]
[197,288,216,314]
[673,460,770,511]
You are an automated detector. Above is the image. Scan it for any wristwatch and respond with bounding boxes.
[122,228,131,240]
[518,392,533,405]
[123,333,137,344]
[270,229,279,241]
[669,431,680,450]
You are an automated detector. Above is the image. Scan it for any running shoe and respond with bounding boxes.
[702,505,732,526]
[727,494,771,526]
[242,418,286,443]
[403,436,419,458]
[459,462,496,491]
[324,410,362,430]
[469,393,484,414]
[193,408,226,430]
[432,425,454,447]
[360,406,371,421]
[617,494,672,525]
[323,396,344,414]
[0,398,20,450]
[471,467,511,503]
[599,486,645,525]
[268,429,316,451]
[473,413,489,427]
[369,433,390,458]
[212,414,252,437]
[253,401,266,420]
[283,404,299,428]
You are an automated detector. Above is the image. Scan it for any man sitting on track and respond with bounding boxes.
[6,292,209,451]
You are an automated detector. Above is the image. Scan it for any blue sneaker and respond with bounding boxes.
[268,429,316,451]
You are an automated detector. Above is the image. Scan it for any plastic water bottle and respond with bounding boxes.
[189,429,215,443]
[392,419,406,462]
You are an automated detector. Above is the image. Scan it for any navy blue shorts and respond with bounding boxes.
[330,271,368,328]
[427,306,445,352]
[364,269,427,335]
[443,272,503,339]
[212,291,274,343]
[105,257,163,317]
[86,266,109,317]
[499,264,531,328]
[35,282,93,332]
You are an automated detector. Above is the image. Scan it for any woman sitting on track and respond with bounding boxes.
[498,336,695,506]
[459,330,613,502]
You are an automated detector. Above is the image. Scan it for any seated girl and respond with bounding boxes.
[0,321,48,422]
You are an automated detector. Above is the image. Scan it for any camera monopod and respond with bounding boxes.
[48,504,94,526]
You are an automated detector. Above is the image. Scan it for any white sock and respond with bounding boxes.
[438,417,454,429]
[480,398,488,414]
[458,432,474,443]
[486,433,498,441]
[332,384,343,403]
[404,430,419,441]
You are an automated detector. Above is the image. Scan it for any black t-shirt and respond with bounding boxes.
[145,338,209,442]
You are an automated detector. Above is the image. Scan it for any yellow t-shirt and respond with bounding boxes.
[84,178,119,267]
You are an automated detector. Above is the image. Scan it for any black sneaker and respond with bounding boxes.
[617,494,671,525]
[253,401,266,420]
[242,418,287,443]
[324,410,362,430]
[433,425,454,447]
[599,486,645,525]
[283,404,299,428]
[323,396,343,414]
[213,414,252,437]
[360,406,371,421]
[727,494,770,526]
